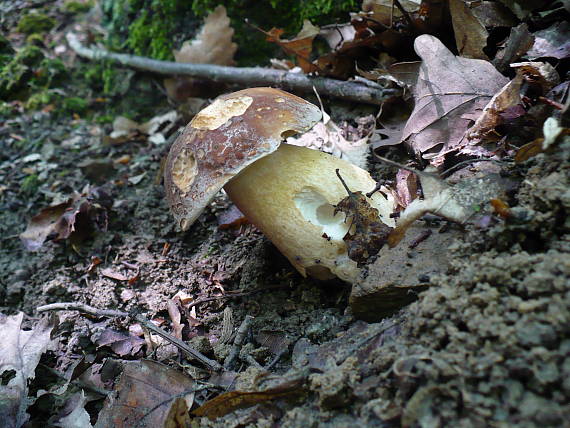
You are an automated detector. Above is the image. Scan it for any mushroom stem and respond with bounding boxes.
[223,144,395,283]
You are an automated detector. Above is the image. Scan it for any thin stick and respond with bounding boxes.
[37,302,223,372]
[224,315,254,370]
[372,153,438,180]
[66,33,397,105]
[392,0,415,29]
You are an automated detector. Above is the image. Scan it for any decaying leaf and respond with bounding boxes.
[54,391,94,428]
[401,35,509,162]
[164,5,236,101]
[263,20,320,73]
[192,377,306,420]
[94,329,145,357]
[389,167,513,246]
[0,312,58,428]
[216,205,248,230]
[334,170,393,266]
[527,21,570,60]
[395,169,419,209]
[515,117,570,162]
[20,187,111,251]
[109,111,178,145]
[287,112,373,169]
[466,61,560,145]
[449,0,488,59]
[361,0,421,27]
[94,360,195,428]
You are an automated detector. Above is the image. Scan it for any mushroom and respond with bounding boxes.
[164,87,394,282]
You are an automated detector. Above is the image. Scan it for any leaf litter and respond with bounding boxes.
[2,0,570,427]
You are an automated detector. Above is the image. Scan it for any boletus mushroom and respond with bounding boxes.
[164,87,394,282]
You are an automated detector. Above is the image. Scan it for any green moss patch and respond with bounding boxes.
[17,13,56,35]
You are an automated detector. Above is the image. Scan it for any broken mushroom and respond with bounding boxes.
[164,87,394,282]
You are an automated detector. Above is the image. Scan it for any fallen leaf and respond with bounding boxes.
[0,312,58,428]
[395,169,419,209]
[334,170,393,266]
[167,300,183,340]
[287,112,372,169]
[216,205,248,230]
[255,331,291,356]
[54,391,94,428]
[193,377,306,419]
[100,268,129,282]
[94,329,145,357]
[361,0,421,27]
[526,21,570,60]
[514,137,544,163]
[264,20,320,73]
[20,187,111,251]
[164,6,236,101]
[94,360,195,428]
[109,111,178,145]
[493,23,534,72]
[465,61,559,147]
[470,1,517,28]
[390,168,513,246]
[401,35,509,162]
[449,0,488,59]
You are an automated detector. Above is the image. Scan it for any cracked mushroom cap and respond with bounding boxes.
[164,87,323,230]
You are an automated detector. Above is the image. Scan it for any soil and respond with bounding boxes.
[1,3,569,428]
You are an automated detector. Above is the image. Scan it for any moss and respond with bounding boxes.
[62,97,89,115]
[26,33,46,46]
[62,0,93,14]
[25,89,57,110]
[0,35,14,55]
[0,46,44,99]
[17,45,44,66]
[20,174,41,195]
[35,58,67,87]
[95,114,114,124]
[17,13,56,35]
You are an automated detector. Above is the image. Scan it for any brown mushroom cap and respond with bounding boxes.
[164,87,322,230]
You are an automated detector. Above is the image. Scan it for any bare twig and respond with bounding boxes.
[66,33,398,105]
[373,153,438,180]
[392,0,415,30]
[224,315,254,370]
[37,302,223,372]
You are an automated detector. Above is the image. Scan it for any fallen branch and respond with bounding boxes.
[66,33,398,105]
[37,302,223,372]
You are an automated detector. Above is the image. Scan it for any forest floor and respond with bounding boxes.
[1,1,569,427]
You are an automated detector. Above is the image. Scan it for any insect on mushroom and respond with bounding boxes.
[164,87,395,283]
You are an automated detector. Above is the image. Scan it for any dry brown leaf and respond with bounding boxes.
[466,61,559,145]
[449,0,488,59]
[401,35,509,162]
[164,5,236,101]
[334,170,393,266]
[527,21,570,60]
[0,313,58,428]
[287,112,372,169]
[192,377,305,420]
[216,205,248,230]
[264,20,320,73]
[361,0,421,27]
[110,111,178,145]
[173,6,236,66]
[94,329,145,357]
[395,169,419,209]
[465,74,523,142]
[94,360,195,428]
[20,188,111,251]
